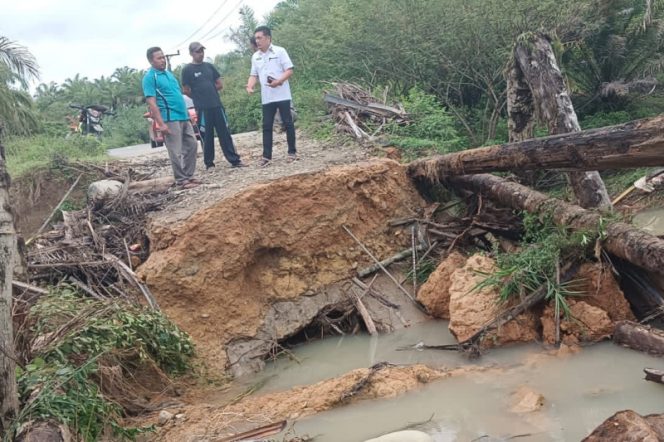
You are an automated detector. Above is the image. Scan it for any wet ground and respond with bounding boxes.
[258,322,664,441]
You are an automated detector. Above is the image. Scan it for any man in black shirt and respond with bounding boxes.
[182,41,245,169]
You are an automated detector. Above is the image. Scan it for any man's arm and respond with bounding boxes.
[215,78,223,91]
[269,68,293,88]
[146,97,170,135]
[246,75,257,94]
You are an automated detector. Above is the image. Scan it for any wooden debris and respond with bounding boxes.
[324,83,408,140]
[614,321,664,355]
[644,368,664,385]
[219,420,287,442]
[446,173,664,276]
[407,114,664,180]
[349,288,377,335]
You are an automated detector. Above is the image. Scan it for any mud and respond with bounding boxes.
[138,159,426,372]
[146,364,486,442]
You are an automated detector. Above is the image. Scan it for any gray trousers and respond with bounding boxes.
[164,120,198,184]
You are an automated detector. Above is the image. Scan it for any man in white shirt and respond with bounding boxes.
[246,26,296,167]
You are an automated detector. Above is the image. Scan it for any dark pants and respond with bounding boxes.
[201,106,241,167]
[262,99,296,160]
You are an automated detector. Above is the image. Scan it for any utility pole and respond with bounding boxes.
[164,50,180,72]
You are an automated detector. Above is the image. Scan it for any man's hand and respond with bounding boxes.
[246,85,254,94]
[267,79,283,88]
[158,122,171,135]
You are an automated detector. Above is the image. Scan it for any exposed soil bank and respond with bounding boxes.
[138,160,426,372]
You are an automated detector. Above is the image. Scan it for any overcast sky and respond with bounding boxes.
[3,0,281,89]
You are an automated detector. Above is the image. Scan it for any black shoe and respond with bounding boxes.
[231,161,248,168]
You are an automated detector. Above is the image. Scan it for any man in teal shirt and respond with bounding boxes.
[142,46,200,189]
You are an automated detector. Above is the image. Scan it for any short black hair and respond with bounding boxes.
[249,36,257,47]
[254,26,271,37]
[146,47,162,62]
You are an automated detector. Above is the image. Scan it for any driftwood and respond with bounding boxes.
[513,32,611,209]
[349,288,377,335]
[644,368,664,385]
[27,173,83,246]
[357,244,426,278]
[614,321,664,355]
[342,225,424,312]
[447,173,664,276]
[325,83,408,140]
[407,114,664,179]
[219,420,287,442]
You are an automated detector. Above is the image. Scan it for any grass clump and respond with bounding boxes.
[476,211,602,317]
[4,135,108,177]
[12,286,195,441]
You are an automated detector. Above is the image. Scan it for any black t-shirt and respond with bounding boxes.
[181,62,222,110]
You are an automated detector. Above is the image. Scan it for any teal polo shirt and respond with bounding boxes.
[142,67,188,122]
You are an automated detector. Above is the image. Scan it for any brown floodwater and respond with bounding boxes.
[255,321,664,441]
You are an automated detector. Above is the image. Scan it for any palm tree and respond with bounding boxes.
[0,36,40,135]
[562,0,664,113]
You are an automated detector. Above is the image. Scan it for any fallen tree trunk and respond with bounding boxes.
[446,174,664,276]
[614,321,664,355]
[407,114,664,179]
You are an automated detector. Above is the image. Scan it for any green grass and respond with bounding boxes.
[5,135,108,177]
[475,211,598,315]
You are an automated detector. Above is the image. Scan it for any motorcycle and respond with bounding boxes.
[68,104,114,137]
[144,97,202,148]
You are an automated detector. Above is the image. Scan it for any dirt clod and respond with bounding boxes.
[416,251,467,319]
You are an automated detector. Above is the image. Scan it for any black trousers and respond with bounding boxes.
[262,99,296,160]
[201,106,241,167]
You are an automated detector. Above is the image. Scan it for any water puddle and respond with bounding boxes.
[256,321,664,441]
[633,207,664,236]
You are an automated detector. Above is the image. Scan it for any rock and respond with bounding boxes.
[87,179,123,205]
[158,410,174,425]
[364,430,433,442]
[510,386,545,413]
[567,263,634,322]
[416,251,467,319]
[541,300,613,345]
[447,255,539,346]
[583,410,661,441]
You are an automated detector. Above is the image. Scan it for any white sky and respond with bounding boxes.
[2,0,281,88]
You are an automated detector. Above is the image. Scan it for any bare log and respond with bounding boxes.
[614,321,664,355]
[357,244,426,278]
[514,32,610,209]
[350,289,377,335]
[644,368,664,385]
[448,173,664,276]
[127,176,174,194]
[407,114,664,179]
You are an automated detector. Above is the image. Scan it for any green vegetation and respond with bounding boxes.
[12,287,194,441]
[4,135,107,177]
[476,212,602,317]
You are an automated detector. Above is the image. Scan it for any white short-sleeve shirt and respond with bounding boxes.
[250,44,294,105]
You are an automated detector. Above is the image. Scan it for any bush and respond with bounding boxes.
[13,288,195,441]
[387,87,466,157]
[5,135,108,177]
[102,106,151,148]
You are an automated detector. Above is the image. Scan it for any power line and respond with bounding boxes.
[171,0,230,49]
[194,0,244,44]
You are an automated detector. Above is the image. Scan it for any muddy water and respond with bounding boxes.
[258,322,663,441]
[633,207,664,236]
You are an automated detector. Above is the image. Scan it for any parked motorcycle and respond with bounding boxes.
[144,98,202,148]
[68,104,114,137]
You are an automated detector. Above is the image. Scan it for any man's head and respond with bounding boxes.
[188,41,206,63]
[146,47,166,71]
[254,26,272,52]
